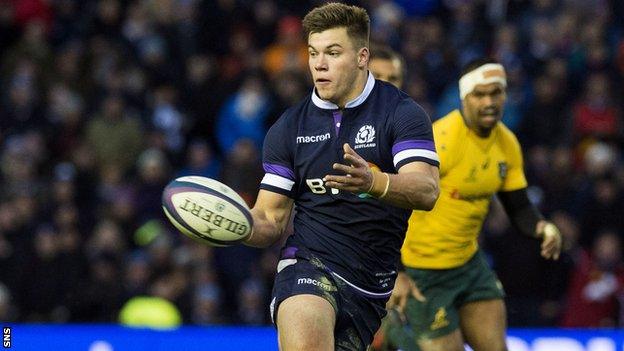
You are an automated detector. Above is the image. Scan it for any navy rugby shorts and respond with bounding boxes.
[270,246,387,351]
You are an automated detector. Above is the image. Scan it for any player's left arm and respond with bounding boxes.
[497,189,562,260]
[496,129,561,260]
[324,143,439,210]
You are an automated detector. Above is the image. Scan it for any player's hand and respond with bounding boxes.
[324,143,374,194]
[537,220,562,260]
[387,271,425,315]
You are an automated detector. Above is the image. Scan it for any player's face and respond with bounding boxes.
[308,27,367,107]
[461,82,506,137]
[369,58,403,88]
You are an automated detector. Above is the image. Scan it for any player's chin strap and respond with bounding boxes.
[459,63,507,99]
[367,170,390,199]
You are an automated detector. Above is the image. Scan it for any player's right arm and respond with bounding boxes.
[245,111,297,248]
[245,190,294,248]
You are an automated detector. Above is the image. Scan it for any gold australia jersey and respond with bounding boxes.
[401,109,527,269]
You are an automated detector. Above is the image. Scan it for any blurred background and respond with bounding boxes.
[0,0,623,334]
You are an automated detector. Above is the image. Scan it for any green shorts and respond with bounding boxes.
[387,250,504,348]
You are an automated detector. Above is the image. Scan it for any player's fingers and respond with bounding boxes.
[551,240,562,260]
[540,240,550,253]
[332,163,367,179]
[343,143,356,155]
[332,163,354,174]
[343,153,366,168]
[541,248,553,259]
[544,236,560,251]
[323,180,361,192]
[323,180,341,188]
[542,236,556,249]
[541,240,558,259]
[331,166,369,185]
[411,285,426,302]
[325,174,366,185]
[541,241,553,258]
[343,144,368,165]
[388,294,400,309]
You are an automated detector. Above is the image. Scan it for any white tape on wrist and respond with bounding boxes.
[459,63,507,99]
[543,223,560,239]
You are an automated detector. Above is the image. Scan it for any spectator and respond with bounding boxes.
[519,74,568,147]
[216,73,272,155]
[561,229,624,327]
[85,94,144,175]
[262,16,308,77]
[176,139,221,180]
[572,73,622,142]
[148,85,186,155]
[133,148,171,222]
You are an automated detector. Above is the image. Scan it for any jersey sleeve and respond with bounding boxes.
[500,129,528,192]
[391,98,440,171]
[260,115,297,198]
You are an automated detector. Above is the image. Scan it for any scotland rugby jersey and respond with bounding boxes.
[260,73,439,297]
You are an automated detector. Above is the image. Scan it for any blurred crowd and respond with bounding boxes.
[0,0,623,328]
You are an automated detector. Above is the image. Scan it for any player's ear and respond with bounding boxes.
[357,47,369,68]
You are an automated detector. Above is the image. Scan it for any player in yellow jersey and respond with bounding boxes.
[385,58,563,351]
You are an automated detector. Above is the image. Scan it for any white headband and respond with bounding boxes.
[459,63,507,100]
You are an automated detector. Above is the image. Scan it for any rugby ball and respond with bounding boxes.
[161,176,253,247]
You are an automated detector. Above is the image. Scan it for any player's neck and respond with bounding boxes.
[472,127,493,138]
[460,111,493,138]
[335,70,368,109]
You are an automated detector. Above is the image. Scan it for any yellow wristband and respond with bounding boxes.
[368,170,389,198]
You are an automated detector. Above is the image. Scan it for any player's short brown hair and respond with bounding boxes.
[302,2,370,49]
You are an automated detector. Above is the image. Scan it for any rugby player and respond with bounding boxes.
[243,3,441,350]
[386,58,563,351]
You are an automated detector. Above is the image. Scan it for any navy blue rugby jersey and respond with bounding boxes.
[260,73,439,297]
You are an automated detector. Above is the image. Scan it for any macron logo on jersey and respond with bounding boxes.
[354,125,376,149]
[296,132,331,144]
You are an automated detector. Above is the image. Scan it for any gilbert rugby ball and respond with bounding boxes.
[162,176,253,246]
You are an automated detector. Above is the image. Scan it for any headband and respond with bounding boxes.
[459,63,507,100]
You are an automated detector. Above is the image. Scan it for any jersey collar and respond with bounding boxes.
[311,72,375,110]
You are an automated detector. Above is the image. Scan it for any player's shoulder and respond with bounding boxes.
[433,109,461,127]
[374,80,414,106]
[374,79,403,96]
[373,82,429,121]
[496,122,522,147]
[433,109,462,138]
